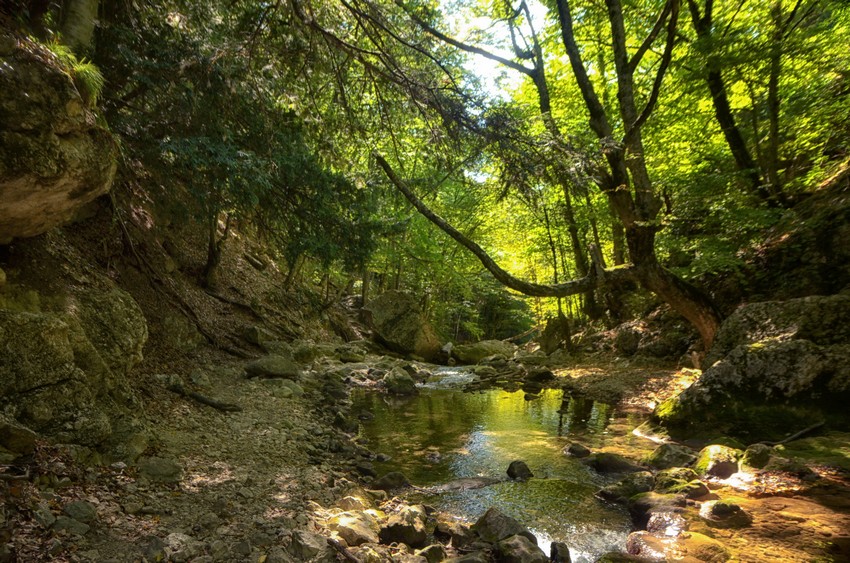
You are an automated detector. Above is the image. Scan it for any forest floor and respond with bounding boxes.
[6,350,850,562]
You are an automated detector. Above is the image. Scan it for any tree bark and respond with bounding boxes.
[61,0,99,54]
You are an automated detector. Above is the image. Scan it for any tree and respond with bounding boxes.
[363,0,722,349]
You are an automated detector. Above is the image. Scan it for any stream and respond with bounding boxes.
[351,367,651,562]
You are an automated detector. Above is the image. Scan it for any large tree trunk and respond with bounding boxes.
[61,0,99,53]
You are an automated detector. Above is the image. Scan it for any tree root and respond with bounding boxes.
[165,382,242,413]
[757,421,825,447]
[327,537,362,562]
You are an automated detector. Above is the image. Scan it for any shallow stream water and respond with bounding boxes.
[351,367,650,562]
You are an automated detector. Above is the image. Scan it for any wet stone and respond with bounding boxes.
[506,460,534,481]
[472,507,536,544]
[563,443,591,458]
[496,534,548,563]
[372,471,410,491]
[550,541,572,562]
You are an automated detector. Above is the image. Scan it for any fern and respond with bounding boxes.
[72,59,105,107]
[37,37,105,108]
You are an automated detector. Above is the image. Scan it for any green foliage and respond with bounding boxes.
[70,59,105,107]
[39,38,105,107]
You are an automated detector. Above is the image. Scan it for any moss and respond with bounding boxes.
[653,396,686,422]
[777,431,850,470]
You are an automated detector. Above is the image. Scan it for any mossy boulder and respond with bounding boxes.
[454,340,517,365]
[363,291,441,361]
[654,295,850,442]
[0,33,117,243]
[0,286,149,452]
[597,471,655,504]
[694,445,742,478]
[642,443,697,470]
[382,367,418,396]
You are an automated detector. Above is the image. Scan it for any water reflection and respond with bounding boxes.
[351,383,645,562]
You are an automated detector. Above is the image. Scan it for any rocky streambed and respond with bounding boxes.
[3,344,850,562]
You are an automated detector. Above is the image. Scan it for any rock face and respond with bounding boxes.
[0,33,118,243]
[655,295,850,441]
[0,286,149,452]
[363,291,441,361]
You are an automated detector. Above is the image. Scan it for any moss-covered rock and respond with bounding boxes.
[0,286,149,453]
[642,443,697,470]
[0,33,117,243]
[363,291,441,361]
[654,295,850,442]
[694,445,742,478]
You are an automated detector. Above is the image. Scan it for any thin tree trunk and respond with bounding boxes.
[542,204,563,316]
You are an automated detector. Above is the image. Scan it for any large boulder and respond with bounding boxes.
[0,286,149,452]
[654,295,850,441]
[363,291,441,361]
[453,340,517,365]
[0,33,117,243]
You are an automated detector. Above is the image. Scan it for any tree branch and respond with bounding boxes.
[405,9,535,76]
[627,0,680,137]
[374,153,636,298]
[629,0,673,73]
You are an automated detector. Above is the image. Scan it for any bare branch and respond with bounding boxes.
[374,153,637,298]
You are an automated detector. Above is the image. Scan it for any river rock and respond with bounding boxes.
[699,500,753,528]
[646,511,689,536]
[628,492,687,529]
[363,291,441,361]
[383,367,419,395]
[0,33,118,243]
[597,471,654,504]
[496,534,548,563]
[563,442,591,458]
[472,507,536,544]
[741,443,773,469]
[453,340,517,364]
[694,445,741,478]
[653,468,708,498]
[330,511,380,546]
[642,443,697,470]
[550,542,571,563]
[582,453,644,474]
[244,355,301,379]
[654,295,850,441]
[289,530,333,560]
[506,460,533,481]
[164,533,203,562]
[434,520,475,548]
[380,505,428,548]
[416,544,448,563]
[372,471,410,491]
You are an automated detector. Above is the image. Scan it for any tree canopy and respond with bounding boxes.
[8,0,849,345]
